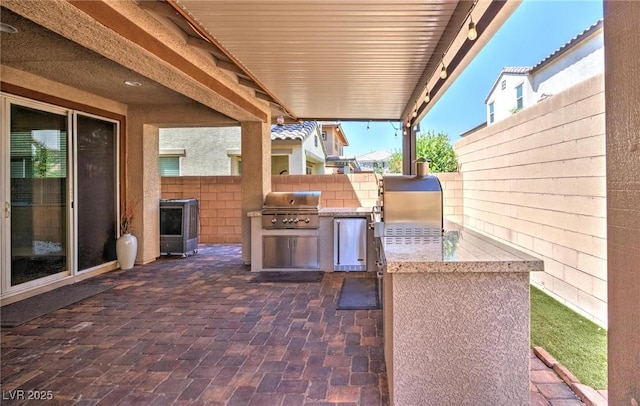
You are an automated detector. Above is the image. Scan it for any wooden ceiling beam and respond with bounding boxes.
[137,1,180,19]
[238,77,263,92]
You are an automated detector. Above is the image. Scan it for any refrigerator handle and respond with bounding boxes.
[336,220,341,264]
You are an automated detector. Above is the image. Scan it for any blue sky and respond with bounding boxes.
[342,0,603,157]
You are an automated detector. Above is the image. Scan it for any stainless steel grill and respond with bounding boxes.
[378,158,444,235]
[261,191,321,229]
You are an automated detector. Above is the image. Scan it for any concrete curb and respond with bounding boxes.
[533,346,608,406]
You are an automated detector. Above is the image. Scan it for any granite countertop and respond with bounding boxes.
[382,222,544,274]
[319,207,372,217]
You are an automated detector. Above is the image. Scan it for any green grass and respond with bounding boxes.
[530,285,607,389]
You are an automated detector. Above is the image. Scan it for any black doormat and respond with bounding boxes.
[250,271,324,283]
[1,284,112,328]
[337,277,380,310]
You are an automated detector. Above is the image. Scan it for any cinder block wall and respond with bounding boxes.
[161,176,242,243]
[455,74,607,326]
[161,172,463,243]
[272,173,379,207]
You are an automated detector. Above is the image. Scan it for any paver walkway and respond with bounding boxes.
[1,244,585,405]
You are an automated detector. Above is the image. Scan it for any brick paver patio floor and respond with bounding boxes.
[1,244,584,405]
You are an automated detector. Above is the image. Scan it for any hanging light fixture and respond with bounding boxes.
[366,121,370,131]
[424,90,430,103]
[390,121,400,137]
[468,16,478,41]
[412,106,418,118]
[440,60,448,80]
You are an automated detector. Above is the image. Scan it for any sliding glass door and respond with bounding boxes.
[5,102,70,287]
[1,96,120,295]
[75,113,118,271]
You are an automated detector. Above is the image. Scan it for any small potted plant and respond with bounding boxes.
[116,199,138,270]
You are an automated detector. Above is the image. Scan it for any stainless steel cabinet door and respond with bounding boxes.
[263,236,291,268]
[263,236,319,269]
[290,236,319,269]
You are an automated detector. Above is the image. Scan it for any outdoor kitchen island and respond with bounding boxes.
[379,221,543,406]
[248,205,376,272]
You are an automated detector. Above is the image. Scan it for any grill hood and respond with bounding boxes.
[379,172,443,233]
[381,174,442,193]
[263,191,321,210]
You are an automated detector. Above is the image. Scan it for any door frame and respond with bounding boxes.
[72,111,121,274]
[1,95,73,296]
[1,93,122,299]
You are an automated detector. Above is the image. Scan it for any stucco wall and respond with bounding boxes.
[161,172,463,243]
[387,271,530,405]
[456,74,607,326]
[159,127,240,176]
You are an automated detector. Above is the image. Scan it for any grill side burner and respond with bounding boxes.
[261,191,321,229]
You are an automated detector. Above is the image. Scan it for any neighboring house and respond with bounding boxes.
[160,121,326,176]
[319,121,358,173]
[267,121,326,175]
[319,121,348,156]
[484,20,603,125]
[159,127,241,176]
[356,150,392,173]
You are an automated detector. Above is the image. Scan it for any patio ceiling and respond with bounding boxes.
[0,0,520,126]
[162,0,521,124]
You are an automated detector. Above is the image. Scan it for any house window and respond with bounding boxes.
[516,84,523,110]
[159,156,180,176]
[306,166,313,175]
[501,80,506,90]
[321,131,327,140]
[314,135,318,147]
[489,102,495,124]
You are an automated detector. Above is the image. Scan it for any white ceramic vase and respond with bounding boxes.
[116,233,138,270]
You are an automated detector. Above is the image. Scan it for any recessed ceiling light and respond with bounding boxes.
[124,80,142,87]
[0,23,18,34]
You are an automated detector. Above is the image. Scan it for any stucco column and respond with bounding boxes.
[241,121,272,264]
[604,2,640,405]
[124,113,161,265]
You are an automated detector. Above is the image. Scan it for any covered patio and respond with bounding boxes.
[1,0,638,405]
[1,244,584,405]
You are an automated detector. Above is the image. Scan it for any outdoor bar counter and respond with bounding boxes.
[380,221,543,406]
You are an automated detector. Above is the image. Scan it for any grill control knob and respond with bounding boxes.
[304,218,310,223]
[288,218,294,223]
[293,218,299,223]
[282,218,287,223]
[271,218,277,224]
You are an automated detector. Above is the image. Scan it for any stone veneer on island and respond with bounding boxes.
[381,222,543,405]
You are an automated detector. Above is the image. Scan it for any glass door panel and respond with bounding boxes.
[75,114,118,271]
[9,104,68,286]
